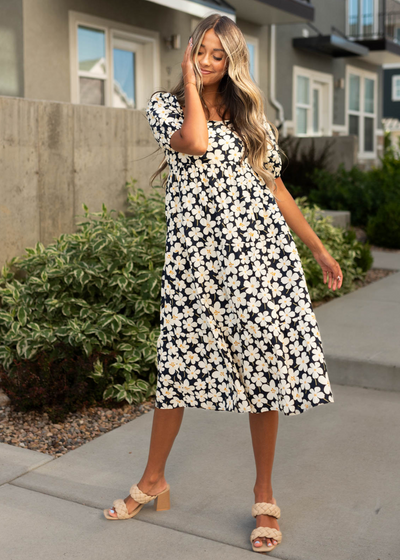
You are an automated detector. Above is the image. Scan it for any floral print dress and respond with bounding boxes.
[145,91,334,415]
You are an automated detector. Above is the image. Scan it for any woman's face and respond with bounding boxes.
[195,28,228,86]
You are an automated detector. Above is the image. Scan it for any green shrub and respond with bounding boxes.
[0,342,115,422]
[0,182,166,412]
[308,165,376,227]
[366,201,400,248]
[0,186,372,416]
[279,135,336,199]
[293,198,371,302]
[304,150,400,249]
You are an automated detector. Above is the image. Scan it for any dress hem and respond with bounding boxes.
[154,396,334,416]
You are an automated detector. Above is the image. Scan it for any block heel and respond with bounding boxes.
[103,482,171,520]
[154,486,170,511]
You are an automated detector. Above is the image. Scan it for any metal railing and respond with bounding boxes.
[348,11,400,42]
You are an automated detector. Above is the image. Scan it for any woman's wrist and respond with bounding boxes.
[310,241,327,258]
[184,81,197,87]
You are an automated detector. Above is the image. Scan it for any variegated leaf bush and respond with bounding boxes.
[0,182,166,406]
[0,185,371,411]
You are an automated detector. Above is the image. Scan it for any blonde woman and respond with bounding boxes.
[104,14,342,554]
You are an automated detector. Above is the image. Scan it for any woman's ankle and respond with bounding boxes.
[139,472,166,489]
[253,484,273,502]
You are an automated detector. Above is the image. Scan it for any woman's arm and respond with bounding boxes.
[274,177,343,291]
[170,37,208,155]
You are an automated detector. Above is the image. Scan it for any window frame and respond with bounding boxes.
[69,11,160,109]
[392,75,400,101]
[346,0,379,39]
[345,64,378,158]
[293,66,333,137]
[243,33,260,84]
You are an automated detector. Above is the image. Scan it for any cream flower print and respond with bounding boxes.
[145,91,334,415]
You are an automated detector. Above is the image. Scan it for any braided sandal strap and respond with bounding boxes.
[252,502,281,519]
[250,527,282,544]
[112,498,131,520]
[129,484,157,504]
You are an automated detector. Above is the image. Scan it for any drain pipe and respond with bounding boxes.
[269,24,286,136]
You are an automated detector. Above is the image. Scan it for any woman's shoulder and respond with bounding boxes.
[147,91,181,111]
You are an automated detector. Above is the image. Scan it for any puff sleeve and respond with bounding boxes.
[262,115,282,179]
[145,91,183,152]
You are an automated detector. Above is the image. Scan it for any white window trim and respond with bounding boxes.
[345,64,378,159]
[346,0,379,39]
[392,75,400,101]
[293,66,333,137]
[68,11,160,109]
[243,34,260,84]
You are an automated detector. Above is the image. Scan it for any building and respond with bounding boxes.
[274,0,400,166]
[0,0,314,268]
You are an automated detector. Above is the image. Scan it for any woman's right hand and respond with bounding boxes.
[182,37,197,86]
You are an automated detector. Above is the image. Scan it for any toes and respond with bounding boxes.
[253,539,262,547]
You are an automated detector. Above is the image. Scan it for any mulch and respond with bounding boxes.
[0,398,156,458]
[0,262,398,458]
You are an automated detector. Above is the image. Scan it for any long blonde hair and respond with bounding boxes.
[149,13,279,194]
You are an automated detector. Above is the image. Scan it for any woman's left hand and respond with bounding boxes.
[313,249,343,291]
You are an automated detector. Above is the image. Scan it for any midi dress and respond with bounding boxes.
[145,91,334,415]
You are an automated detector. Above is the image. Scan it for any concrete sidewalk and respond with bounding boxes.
[0,386,400,560]
[315,253,400,391]
[371,249,400,271]
[1,252,400,560]
[1,383,400,560]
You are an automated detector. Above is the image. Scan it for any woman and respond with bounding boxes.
[104,14,341,554]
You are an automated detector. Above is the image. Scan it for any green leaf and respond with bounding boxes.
[103,386,115,400]
[0,311,13,324]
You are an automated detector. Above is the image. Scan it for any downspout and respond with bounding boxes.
[269,24,286,136]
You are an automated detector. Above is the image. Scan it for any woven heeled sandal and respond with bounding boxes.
[103,483,170,520]
[250,499,282,553]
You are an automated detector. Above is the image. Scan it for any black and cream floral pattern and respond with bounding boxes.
[146,91,334,415]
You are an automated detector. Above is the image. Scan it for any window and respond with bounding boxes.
[78,26,107,106]
[346,66,377,156]
[347,0,378,38]
[243,34,259,84]
[293,67,333,136]
[393,75,400,101]
[69,12,159,109]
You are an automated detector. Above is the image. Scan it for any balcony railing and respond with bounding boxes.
[348,11,400,43]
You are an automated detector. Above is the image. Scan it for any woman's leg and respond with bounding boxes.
[108,406,184,516]
[248,410,280,549]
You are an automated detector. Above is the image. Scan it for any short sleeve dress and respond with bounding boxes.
[145,91,334,415]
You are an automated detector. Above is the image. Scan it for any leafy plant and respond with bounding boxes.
[0,185,372,417]
[0,342,115,422]
[0,182,166,409]
[279,135,336,199]
[366,201,400,249]
[293,198,371,302]
[303,149,400,248]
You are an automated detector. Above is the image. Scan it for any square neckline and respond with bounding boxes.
[178,102,231,124]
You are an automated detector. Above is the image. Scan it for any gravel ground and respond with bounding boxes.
[0,265,397,458]
[0,398,155,458]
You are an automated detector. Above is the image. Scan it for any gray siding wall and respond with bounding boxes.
[383,68,400,119]
[0,0,24,98]
[21,0,270,109]
[22,0,192,102]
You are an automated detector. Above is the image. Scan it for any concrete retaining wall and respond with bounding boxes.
[0,96,359,270]
[0,95,163,269]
